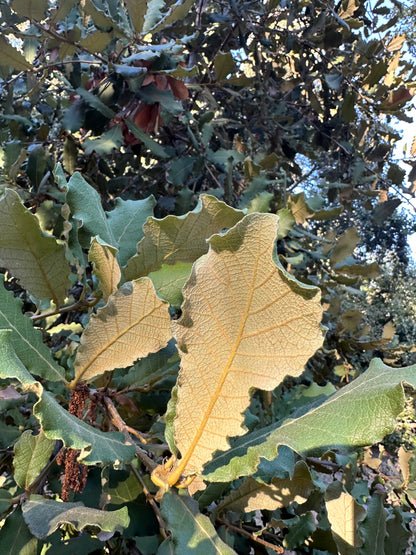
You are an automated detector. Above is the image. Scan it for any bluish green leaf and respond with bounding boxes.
[22,495,129,539]
[203,359,416,482]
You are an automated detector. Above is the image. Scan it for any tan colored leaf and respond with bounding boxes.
[89,237,121,301]
[216,461,314,514]
[339,0,358,19]
[153,213,323,487]
[287,192,314,224]
[411,136,416,158]
[386,34,406,52]
[0,189,70,306]
[123,195,244,282]
[70,278,171,387]
[326,489,365,552]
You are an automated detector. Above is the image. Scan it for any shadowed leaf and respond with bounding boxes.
[22,496,129,539]
[0,189,70,305]
[203,358,416,482]
[161,491,236,554]
[123,194,244,281]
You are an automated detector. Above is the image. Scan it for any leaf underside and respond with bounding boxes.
[157,213,324,485]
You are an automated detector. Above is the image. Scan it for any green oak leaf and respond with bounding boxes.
[203,358,416,482]
[123,194,244,281]
[0,330,135,466]
[13,430,55,490]
[22,495,129,539]
[0,275,66,382]
[0,189,70,306]
[160,490,236,554]
[107,196,156,266]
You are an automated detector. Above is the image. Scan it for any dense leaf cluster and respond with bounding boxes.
[1,0,416,553]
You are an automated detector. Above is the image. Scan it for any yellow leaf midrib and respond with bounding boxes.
[73,299,161,385]
[168,252,260,486]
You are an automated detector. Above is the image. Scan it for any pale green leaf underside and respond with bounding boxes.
[0,275,66,382]
[0,189,70,305]
[107,196,156,266]
[161,491,236,555]
[22,496,129,539]
[13,430,55,489]
[66,174,155,266]
[123,194,244,281]
[203,358,416,481]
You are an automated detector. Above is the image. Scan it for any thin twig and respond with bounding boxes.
[217,519,285,553]
[129,462,169,539]
[30,295,100,322]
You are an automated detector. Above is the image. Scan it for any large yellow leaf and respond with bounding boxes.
[153,213,324,487]
[70,278,171,387]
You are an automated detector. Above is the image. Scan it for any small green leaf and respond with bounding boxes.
[214,52,236,81]
[125,0,149,34]
[66,172,116,248]
[79,30,112,53]
[330,227,360,265]
[13,430,55,490]
[107,196,156,266]
[148,262,192,306]
[168,157,195,187]
[161,490,236,554]
[341,90,357,122]
[371,198,401,225]
[22,495,129,539]
[277,208,296,239]
[0,189,70,306]
[125,119,169,158]
[11,0,47,20]
[76,87,115,119]
[359,494,386,555]
[83,125,124,155]
[364,61,388,87]
[153,0,194,32]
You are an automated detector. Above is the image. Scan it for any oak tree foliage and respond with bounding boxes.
[1,0,416,552]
